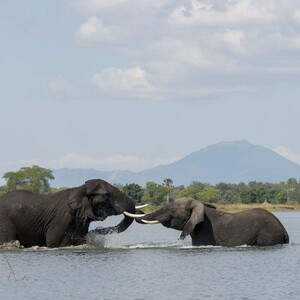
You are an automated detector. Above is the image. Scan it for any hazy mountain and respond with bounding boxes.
[52,140,300,187]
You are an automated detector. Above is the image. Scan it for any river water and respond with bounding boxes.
[0,212,299,300]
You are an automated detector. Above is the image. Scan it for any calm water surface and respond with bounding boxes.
[1,212,300,300]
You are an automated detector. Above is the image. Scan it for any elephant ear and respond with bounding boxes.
[180,201,205,240]
[68,185,95,219]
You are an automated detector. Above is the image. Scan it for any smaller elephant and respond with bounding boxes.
[128,198,289,247]
[0,179,138,248]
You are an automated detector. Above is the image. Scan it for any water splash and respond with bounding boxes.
[86,231,123,249]
[0,240,24,250]
[0,238,253,251]
[122,243,223,249]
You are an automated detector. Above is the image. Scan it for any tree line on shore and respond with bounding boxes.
[1,165,300,206]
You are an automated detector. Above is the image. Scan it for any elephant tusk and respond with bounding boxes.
[123,211,146,218]
[135,204,148,209]
[141,219,160,224]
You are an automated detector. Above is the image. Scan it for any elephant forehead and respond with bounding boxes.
[85,179,114,194]
[85,179,108,185]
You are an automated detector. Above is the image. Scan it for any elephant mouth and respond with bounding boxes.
[96,215,107,221]
[93,205,109,221]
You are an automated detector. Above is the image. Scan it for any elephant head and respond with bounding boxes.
[68,179,143,234]
[127,198,212,239]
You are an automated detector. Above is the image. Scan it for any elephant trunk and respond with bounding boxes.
[93,195,136,234]
[114,194,136,215]
[112,196,136,233]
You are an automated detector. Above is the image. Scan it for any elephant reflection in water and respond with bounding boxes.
[126,197,289,247]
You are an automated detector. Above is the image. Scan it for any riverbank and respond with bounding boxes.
[216,203,300,212]
[144,202,300,213]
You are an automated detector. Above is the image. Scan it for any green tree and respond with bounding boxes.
[123,183,144,204]
[142,182,168,206]
[287,178,298,187]
[252,186,267,203]
[163,178,173,203]
[3,165,54,194]
[0,185,7,197]
[197,185,220,203]
[220,190,240,204]
[113,183,124,193]
[215,182,230,197]
[264,187,278,204]
[239,190,256,204]
[236,182,248,193]
[274,190,288,204]
[170,185,185,202]
[247,182,267,203]
[286,189,300,203]
[178,181,205,199]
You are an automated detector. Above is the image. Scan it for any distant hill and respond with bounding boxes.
[52,140,300,187]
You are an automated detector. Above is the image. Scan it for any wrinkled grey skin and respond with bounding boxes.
[0,179,135,248]
[140,198,289,246]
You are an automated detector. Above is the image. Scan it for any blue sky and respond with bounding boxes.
[1,0,300,178]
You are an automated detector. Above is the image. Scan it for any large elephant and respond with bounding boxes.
[130,198,289,247]
[0,179,137,248]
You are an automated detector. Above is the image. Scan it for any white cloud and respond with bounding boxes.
[75,16,131,45]
[72,0,169,45]
[216,29,251,56]
[49,75,75,96]
[153,37,213,68]
[273,146,300,165]
[91,67,154,97]
[70,0,169,15]
[145,37,217,88]
[75,17,110,44]
[293,9,300,23]
[169,0,278,27]
[68,0,300,100]
[146,36,248,88]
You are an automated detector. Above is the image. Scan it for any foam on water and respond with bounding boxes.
[123,243,224,249]
[0,240,24,250]
[0,235,251,252]
[0,232,124,251]
[0,239,223,251]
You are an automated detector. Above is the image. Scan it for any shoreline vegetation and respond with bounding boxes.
[1,166,300,213]
[144,202,300,213]
[216,202,300,212]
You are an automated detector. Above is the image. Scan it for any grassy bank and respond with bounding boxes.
[216,203,300,212]
[143,202,300,213]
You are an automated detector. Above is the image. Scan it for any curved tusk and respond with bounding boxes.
[123,211,146,218]
[141,219,160,224]
[135,204,148,209]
